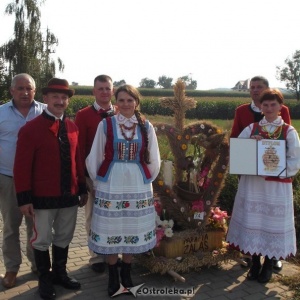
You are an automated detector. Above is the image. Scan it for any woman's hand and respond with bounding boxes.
[250,135,263,140]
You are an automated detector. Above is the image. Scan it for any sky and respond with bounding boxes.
[0,0,299,90]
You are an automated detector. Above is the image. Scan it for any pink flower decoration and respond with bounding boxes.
[209,207,229,227]
[203,179,210,189]
[191,200,204,212]
[198,177,205,187]
[154,200,162,216]
[155,227,165,247]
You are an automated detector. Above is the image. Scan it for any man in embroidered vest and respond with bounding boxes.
[14,78,88,300]
[0,73,46,289]
[75,74,117,273]
[230,76,291,271]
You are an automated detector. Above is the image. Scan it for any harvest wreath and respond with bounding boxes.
[135,80,241,278]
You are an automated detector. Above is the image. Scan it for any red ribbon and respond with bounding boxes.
[47,85,70,90]
[49,120,60,137]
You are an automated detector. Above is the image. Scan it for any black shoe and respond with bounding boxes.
[257,268,273,283]
[91,262,106,273]
[39,274,56,299]
[51,245,81,290]
[247,268,260,280]
[108,263,120,297]
[120,262,133,288]
[258,256,273,283]
[53,274,81,290]
[246,255,261,280]
[33,249,56,299]
[273,260,283,271]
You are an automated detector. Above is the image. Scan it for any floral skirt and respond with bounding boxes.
[88,164,156,255]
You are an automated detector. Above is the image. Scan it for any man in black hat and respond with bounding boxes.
[14,78,88,300]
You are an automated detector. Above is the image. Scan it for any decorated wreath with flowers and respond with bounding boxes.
[135,80,238,276]
[152,80,230,232]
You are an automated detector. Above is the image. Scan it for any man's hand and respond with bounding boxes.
[19,204,34,218]
[79,194,88,207]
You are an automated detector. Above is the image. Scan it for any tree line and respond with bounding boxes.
[113,74,197,90]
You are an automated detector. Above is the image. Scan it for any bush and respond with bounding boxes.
[67,96,300,120]
[293,172,300,248]
[285,102,300,120]
[218,174,238,215]
[66,96,94,118]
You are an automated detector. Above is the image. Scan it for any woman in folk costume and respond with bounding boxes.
[226,88,300,283]
[86,84,161,296]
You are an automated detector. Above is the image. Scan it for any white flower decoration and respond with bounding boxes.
[168,219,174,228]
[161,220,169,228]
[155,214,162,226]
[164,228,173,238]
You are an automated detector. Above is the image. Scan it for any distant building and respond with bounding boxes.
[232,79,250,91]
[72,82,78,86]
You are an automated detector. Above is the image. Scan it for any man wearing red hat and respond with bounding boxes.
[14,78,88,300]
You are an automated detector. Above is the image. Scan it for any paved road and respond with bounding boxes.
[0,208,299,300]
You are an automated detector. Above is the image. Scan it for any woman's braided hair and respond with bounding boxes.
[115,85,150,164]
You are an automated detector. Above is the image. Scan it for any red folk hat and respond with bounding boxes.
[42,78,75,97]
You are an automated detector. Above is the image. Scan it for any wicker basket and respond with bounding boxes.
[153,230,226,258]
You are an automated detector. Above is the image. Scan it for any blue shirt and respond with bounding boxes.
[0,100,46,176]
